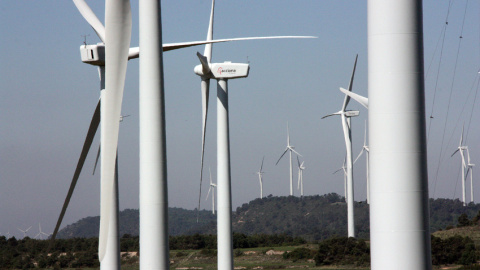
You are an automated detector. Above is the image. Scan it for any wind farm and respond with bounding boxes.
[1,0,479,269]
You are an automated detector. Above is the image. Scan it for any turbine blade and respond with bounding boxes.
[209,167,213,185]
[347,54,358,91]
[321,111,341,119]
[287,122,290,146]
[339,87,369,109]
[276,149,289,165]
[92,144,100,175]
[333,167,343,174]
[297,155,301,168]
[206,186,212,200]
[98,0,132,261]
[353,149,364,164]
[260,156,265,172]
[460,124,464,146]
[197,77,210,222]
[342,54,358,111]
[73,0,106,43]
[204,0,215,62]
[290,148,303,157]
[162,35,317,52]
[49,100,100,250]
[451,149,460,157]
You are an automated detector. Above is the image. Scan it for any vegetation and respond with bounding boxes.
[1,232,479,268]
[3,196,478,268]
[314,237,369,267]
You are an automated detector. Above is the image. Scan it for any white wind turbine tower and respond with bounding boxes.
[205,168,217,214]
[368,0,432,267]
[297,156,305,197]
[466,148,475,203]
[322,55,359,238]
[192,1,314,269]
[18,226,32,238]
[256,157,266,198]
[354,121,370,204]
[451,126,468,206]
[276,123,303,196]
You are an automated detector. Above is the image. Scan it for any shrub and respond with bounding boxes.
[283,247,315,262]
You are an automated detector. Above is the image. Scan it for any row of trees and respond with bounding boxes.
[0,233,477,268]
[0,233,306,269]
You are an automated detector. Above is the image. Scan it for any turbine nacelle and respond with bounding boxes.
[80,44,105,66]
[194,61,249,79]
[344,110,360,117]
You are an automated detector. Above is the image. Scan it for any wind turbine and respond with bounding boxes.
[451,125,468,206]
[333,157,348,201]
[297,156,305,197]
[192,2,248,269]
[35,223,50,240]
[48,0,132,268]
[17,226,32,238]
[354,120,370,204]
[276,123,303,196]
[256,156,266,198]
[322,55,359,238]
[466,148,475,203]
[195,0,315,213]
[192,1,314,269]
[205,168,217,214]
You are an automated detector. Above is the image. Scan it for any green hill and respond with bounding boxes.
[57,195,480,241]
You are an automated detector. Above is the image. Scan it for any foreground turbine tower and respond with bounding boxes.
[139,0,169,268]
[368,0,432,269]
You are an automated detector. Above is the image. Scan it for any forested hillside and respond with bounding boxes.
[57,195,480,241]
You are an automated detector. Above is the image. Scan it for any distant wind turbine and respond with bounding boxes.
[333,156,348,201]
[451,125,468,206]
[322,55,359,238]
[354,120,370,204]
[276,123,302,196]
[256,157,266,199]
[18,226,32,238]
[466,149,475,203]
[35,223,50,240]
[205,168,217,215]
[297,156,305,197]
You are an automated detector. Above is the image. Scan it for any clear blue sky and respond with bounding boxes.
[0,0,478,239]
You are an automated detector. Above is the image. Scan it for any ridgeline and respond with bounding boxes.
[57,194,480,241]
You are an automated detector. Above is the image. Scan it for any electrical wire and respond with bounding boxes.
[432,0,469,198]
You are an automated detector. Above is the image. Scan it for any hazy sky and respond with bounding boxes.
[1,1,478,239]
